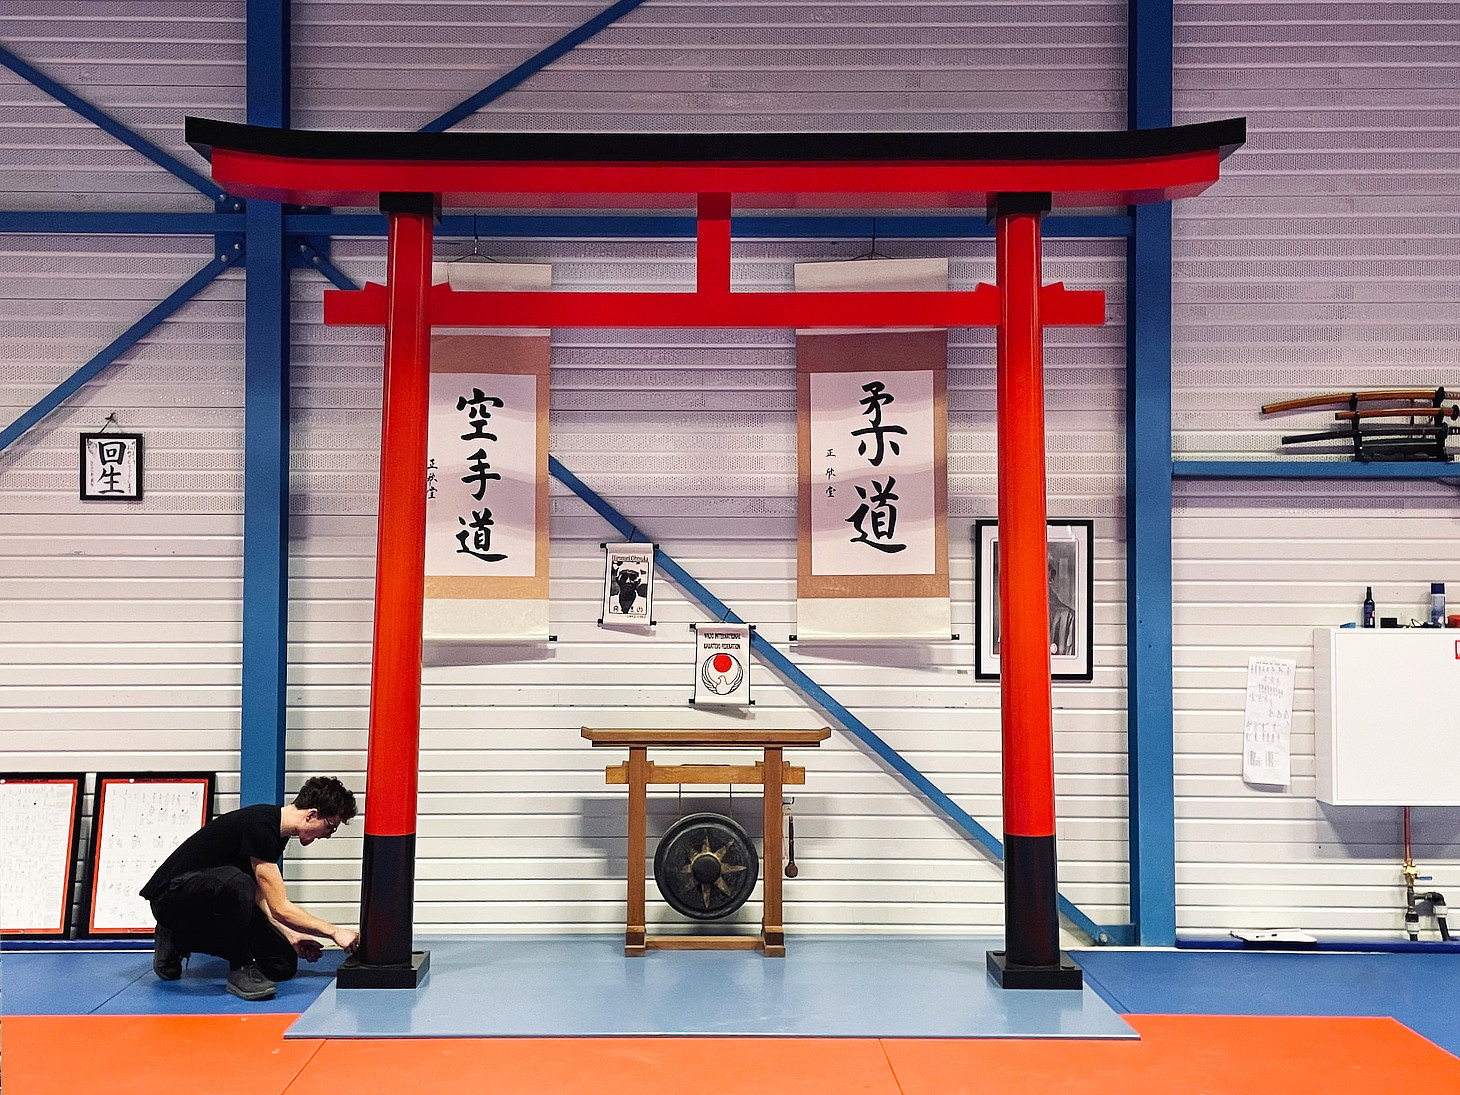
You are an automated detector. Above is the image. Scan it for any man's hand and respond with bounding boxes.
[332,928,360,953]
[279,927,324,962]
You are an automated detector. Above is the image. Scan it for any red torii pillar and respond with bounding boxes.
[988,193,1080,987]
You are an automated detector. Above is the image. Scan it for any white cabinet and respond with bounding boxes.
[1314,628,1460,806]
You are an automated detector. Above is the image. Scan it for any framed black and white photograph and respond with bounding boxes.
[973,518,1093,682]
[79,432,143,501]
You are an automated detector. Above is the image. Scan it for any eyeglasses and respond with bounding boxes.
[319,815,341,836]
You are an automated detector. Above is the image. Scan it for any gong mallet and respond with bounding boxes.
[783,798,798,878]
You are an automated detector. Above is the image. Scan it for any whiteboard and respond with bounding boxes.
[84,774,213,936]
[0,775,83,937]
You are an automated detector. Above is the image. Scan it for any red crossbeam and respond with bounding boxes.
[323,282,1103,329]
[209,149,1224,208]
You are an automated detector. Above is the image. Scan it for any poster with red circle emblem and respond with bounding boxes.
[692,623,751,707]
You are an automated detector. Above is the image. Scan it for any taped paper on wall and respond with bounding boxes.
[1243,657,1296,787]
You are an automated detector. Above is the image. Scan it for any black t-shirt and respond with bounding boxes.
[139,803,289,899]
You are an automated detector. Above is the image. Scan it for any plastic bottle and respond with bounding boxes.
[1430,582,1446,627]
[1362,587,1375,628]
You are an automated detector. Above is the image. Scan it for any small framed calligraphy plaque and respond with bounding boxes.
[974,518,1094,682]
[79,433,143,501]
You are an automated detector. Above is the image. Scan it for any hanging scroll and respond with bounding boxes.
[601,542,656,627]
[692,623,752,707]
[424,264,552,641]
[794,259,950,640]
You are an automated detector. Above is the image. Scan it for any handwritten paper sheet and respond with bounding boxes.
[90,779,208,933]
[1243,657,1296,787]
[0,779,78,933]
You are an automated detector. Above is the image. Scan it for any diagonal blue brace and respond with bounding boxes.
[421,0,652,132]
[290,240,359,291]
[0,248,242,458]
[0,42,228,203]
[548,455,1116,943]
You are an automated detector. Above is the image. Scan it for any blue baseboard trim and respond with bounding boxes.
[1175,935,1460,953]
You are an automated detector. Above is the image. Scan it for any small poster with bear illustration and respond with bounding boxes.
[601,543,655,627]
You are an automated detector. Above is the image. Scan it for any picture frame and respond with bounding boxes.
[973,518,1094,682]
[80,772,214,937]
[79,432,143,501]
[0,773,85,939]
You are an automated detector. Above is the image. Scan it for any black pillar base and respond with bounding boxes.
[337,949,431,990]
[986,949,1083,990]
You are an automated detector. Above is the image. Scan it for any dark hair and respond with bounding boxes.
[293,776,358,823]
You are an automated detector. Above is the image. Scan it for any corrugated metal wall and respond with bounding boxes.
[1171,0,1460,936]
[5,1,1453,941]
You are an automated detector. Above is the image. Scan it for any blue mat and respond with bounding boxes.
[1,947,342,1016]
[1074,948,1460,1058]
[287,935,1135,1039]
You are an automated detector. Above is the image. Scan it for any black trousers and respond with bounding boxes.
[149,866,297,980]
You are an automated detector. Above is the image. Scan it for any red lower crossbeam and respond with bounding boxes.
[323,282,1104,329]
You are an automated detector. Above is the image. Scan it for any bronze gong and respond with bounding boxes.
[653,812,759,920]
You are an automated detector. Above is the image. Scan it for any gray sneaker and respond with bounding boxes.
[226,963,277,1001]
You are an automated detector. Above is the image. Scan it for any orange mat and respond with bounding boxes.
[3,1015,323,1095]
[7,1013,1458,1095]
[884,1015,1460,1095]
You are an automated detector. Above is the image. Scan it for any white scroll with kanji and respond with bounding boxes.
[794,259,950,641]
[424,327,551,642]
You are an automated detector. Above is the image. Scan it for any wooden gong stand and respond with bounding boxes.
[582,726,830,956]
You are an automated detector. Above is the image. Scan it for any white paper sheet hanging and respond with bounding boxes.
[1243,657,1296,787]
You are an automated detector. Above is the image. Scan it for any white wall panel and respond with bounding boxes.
[293,2,1126,132]
[1173,0,1460,938]
[2,4,1134,937]
[277,227,1131,934]
[0,3,243,211]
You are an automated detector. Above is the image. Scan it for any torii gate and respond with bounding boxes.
[188,117,1244,990]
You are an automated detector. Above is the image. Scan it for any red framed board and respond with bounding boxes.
[80,772,214,937]
[0,773,85,938]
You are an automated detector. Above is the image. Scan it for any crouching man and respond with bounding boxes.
[140,775,361,1001]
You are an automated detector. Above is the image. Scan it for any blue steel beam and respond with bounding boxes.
[1126,0,1179,946]
[239,0,292,810]
[0,249,242,458]
[421,0,653,132]
[286,213,1130,240]
[0,211,1130,240]
[548,455,1120,944]
[0,42,228,203]
[0,212,245,235]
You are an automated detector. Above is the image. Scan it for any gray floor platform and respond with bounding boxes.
[286,934,1135,1039]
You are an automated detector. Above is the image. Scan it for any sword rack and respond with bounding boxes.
[1262,387,1457,462]
[582,726,830,957]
